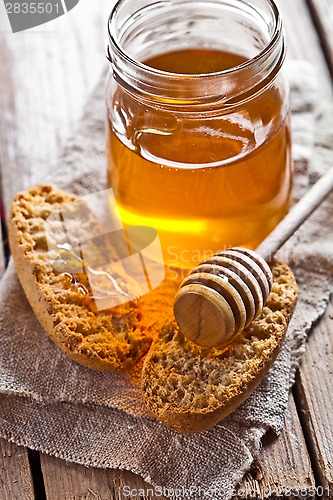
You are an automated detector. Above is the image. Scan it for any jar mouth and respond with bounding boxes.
[108,0,280,77]
[107,0,285,105]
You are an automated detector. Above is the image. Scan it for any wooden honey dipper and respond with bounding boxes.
[173,167,333,348]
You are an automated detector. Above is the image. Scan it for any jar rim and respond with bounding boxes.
[107,0,282,80]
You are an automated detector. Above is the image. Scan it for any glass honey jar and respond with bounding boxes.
[106,0,292,269]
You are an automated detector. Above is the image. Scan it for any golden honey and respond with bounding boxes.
[106,48,291,268]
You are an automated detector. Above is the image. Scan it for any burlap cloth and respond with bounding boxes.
[1,61,333,498]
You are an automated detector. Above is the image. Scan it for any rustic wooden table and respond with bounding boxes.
[0,0,332,498]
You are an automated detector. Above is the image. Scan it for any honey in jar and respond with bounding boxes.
[106,0,291,268]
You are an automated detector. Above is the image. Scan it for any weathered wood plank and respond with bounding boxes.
[240,396,315,499]
[276,0,333,99]
[295,300,333,495]
[278,0,333,494]
[307,0,333,74]
[0,439,35,500]
[0,0,109,217]
[40,454,167,500]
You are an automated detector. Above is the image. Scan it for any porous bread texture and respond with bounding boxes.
[8,185,152,371]
[141,261,298,433]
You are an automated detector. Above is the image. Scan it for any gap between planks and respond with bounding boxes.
[0,439,34,500]
[276,0,333,99]
[306,0,333,77]
[277,0,333,494]
[241,395,315,499]
[294,299,333,495]
[0,223,5,278]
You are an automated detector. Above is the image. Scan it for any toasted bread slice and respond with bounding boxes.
[8,185,152,371]
[9,185,298,431]
[141,261,298,433]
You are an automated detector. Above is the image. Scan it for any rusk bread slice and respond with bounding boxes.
[8,185,152,371]
[141,261,298,433]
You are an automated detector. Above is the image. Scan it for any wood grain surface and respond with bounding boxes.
[0,0,332,498]
[40,454,168,500]
[240,396,315,498]
[0,439,34,500]
[307,0,333,74]
[295,300,333,494]
[277,0,333,495]
[276,0,332,99]
[0,0,109,216]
